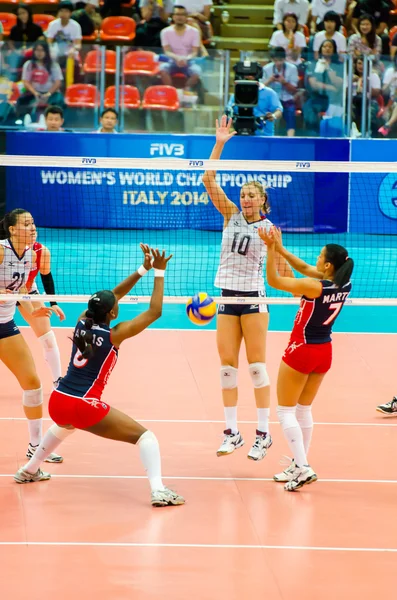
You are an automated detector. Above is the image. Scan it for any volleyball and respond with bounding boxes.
[186,292,216,326]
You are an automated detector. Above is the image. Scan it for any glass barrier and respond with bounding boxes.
[358,53,396,139]
[0,40,227,134]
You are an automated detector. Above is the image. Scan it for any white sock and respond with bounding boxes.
[27,418,42,447]
[24,424,74,473]
[277,405,308,467]
[296,404,313,455]
[39,330,62,382]
[257,408,269,434]
[224,406,238,434]
[137,430,165,492]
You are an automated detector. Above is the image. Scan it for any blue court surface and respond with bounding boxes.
[16,228,397,334]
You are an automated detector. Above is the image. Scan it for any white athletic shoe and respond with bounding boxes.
[284,465,318,492]
[14,467,51,484]
[26,443,64,464]
[273,457,296,482]
[216,429,244,456]
[151,487,185,507]
[247,430,272,461]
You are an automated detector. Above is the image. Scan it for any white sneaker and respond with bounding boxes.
[14,467,51,484]
[273,457,296,482]
[151,487,185,507]
[247,430,272,461]
[284,465,318,492]
[216,429,244,456]
[26,443,64,463]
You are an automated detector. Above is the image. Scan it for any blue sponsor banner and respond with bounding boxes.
[6,133,349,232]
[350,140,397,234]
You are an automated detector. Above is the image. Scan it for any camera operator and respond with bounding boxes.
[227,61,283,136]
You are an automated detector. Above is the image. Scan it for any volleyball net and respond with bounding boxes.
[1,155,397,305]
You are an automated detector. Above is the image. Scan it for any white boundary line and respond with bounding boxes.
[0,417,395,426]
[1,474,396,484]
[0,541,395,552]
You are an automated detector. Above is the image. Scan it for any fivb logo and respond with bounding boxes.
[296,162,311,169]
[149,143,185,157]
[82,158,97,164]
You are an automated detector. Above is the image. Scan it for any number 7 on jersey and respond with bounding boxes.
[322,302,343,325]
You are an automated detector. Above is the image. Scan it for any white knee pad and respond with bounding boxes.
[295,404,313,428]
[248,363,270,388]
[277,405,297,430]
[137,430,158,446]
[50,424,76,441]
[39,330,57,350]
[220,366,238,390]
[23,387,43,408]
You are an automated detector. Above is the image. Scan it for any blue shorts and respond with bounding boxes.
[218,289,269,317]
[0,319,20,339]
[281,100,296,130]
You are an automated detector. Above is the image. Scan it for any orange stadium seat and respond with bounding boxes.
[82,30,99,42]
[24,0,59,4]
[100,16,136,42]
[65,84,99,108]
[123,51,160,77]
[0,0,18,5]
[83,49,116,74]
[0,12,16,36]
[32,14,55,32]
[104,85,140,108]
[390,25,397,42]
[142,85,179,111]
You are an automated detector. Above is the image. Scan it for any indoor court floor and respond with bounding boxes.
[1,306,397,599]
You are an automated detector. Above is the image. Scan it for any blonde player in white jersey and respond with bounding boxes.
[203,116,293,460]
[0,208,63,462]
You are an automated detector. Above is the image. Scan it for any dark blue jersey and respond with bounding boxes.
[58,321,118,399]
[291,280,352,344]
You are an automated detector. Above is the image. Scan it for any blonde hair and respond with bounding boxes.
[241,181,271,214]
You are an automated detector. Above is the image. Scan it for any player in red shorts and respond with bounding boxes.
[258,226,354,492]
[14,246,185,508]
[18,235,65,387]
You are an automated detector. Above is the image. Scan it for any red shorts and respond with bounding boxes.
[282,341,332,374]
[49,390,111,429]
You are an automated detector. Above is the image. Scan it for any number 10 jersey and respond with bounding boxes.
[0,239,33,324]
[215,212,272,292]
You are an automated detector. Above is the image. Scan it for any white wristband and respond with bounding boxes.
[154,269,165,278]
[137,265,148,276]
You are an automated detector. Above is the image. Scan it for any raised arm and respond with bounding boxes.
[110,249,171,346]
[112,244,153,301]
[269,227,324,279]
[37,245,65,320]
[202,116,239,223]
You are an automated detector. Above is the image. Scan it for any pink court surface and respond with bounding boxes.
[1,327,397,600]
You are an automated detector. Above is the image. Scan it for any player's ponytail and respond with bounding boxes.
[325,244,354,288]
[0,208,28,239]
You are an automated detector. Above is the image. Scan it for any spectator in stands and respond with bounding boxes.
[347,14,382,62]
[44,105,64,131]
[262,46,298,136]
[177,0,213,44]
[390,32,397,60]
[310,0,347,34]
[17,41,64,118]
[269,13,307,65]
[313,11,347,58]
[379,56,397,136]
[97,108,118,132]
[72,0,102,38]
[46,1,82,72]
[0,72,15,124]
[351,0,390,55]
[159,5,202,90]
[352,55,382,136]
[273,0,310,30]
[135,0,173,49]
[9,5,43,46]
[227,74,283,137]
[303,39,344,135]
[100,0,122,18]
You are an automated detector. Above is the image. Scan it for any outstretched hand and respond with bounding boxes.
[151,249,173,270]
[258,227,275,249]
[32,306,62,319]
[215,115,236,144]
[270,226,284,252]
[140,243,153,271]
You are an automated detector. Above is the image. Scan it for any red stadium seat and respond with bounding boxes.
[65,84,99,108]
[82,30,99,42]
[142,85,179,111]
[104,85,140,108]
[83,49,116,74]
[100,16,136,42]
[32,14,54,32]
[24,0,59,4]
[390,25,397,42]
[123,51,160,77]
[0,12,16,36]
